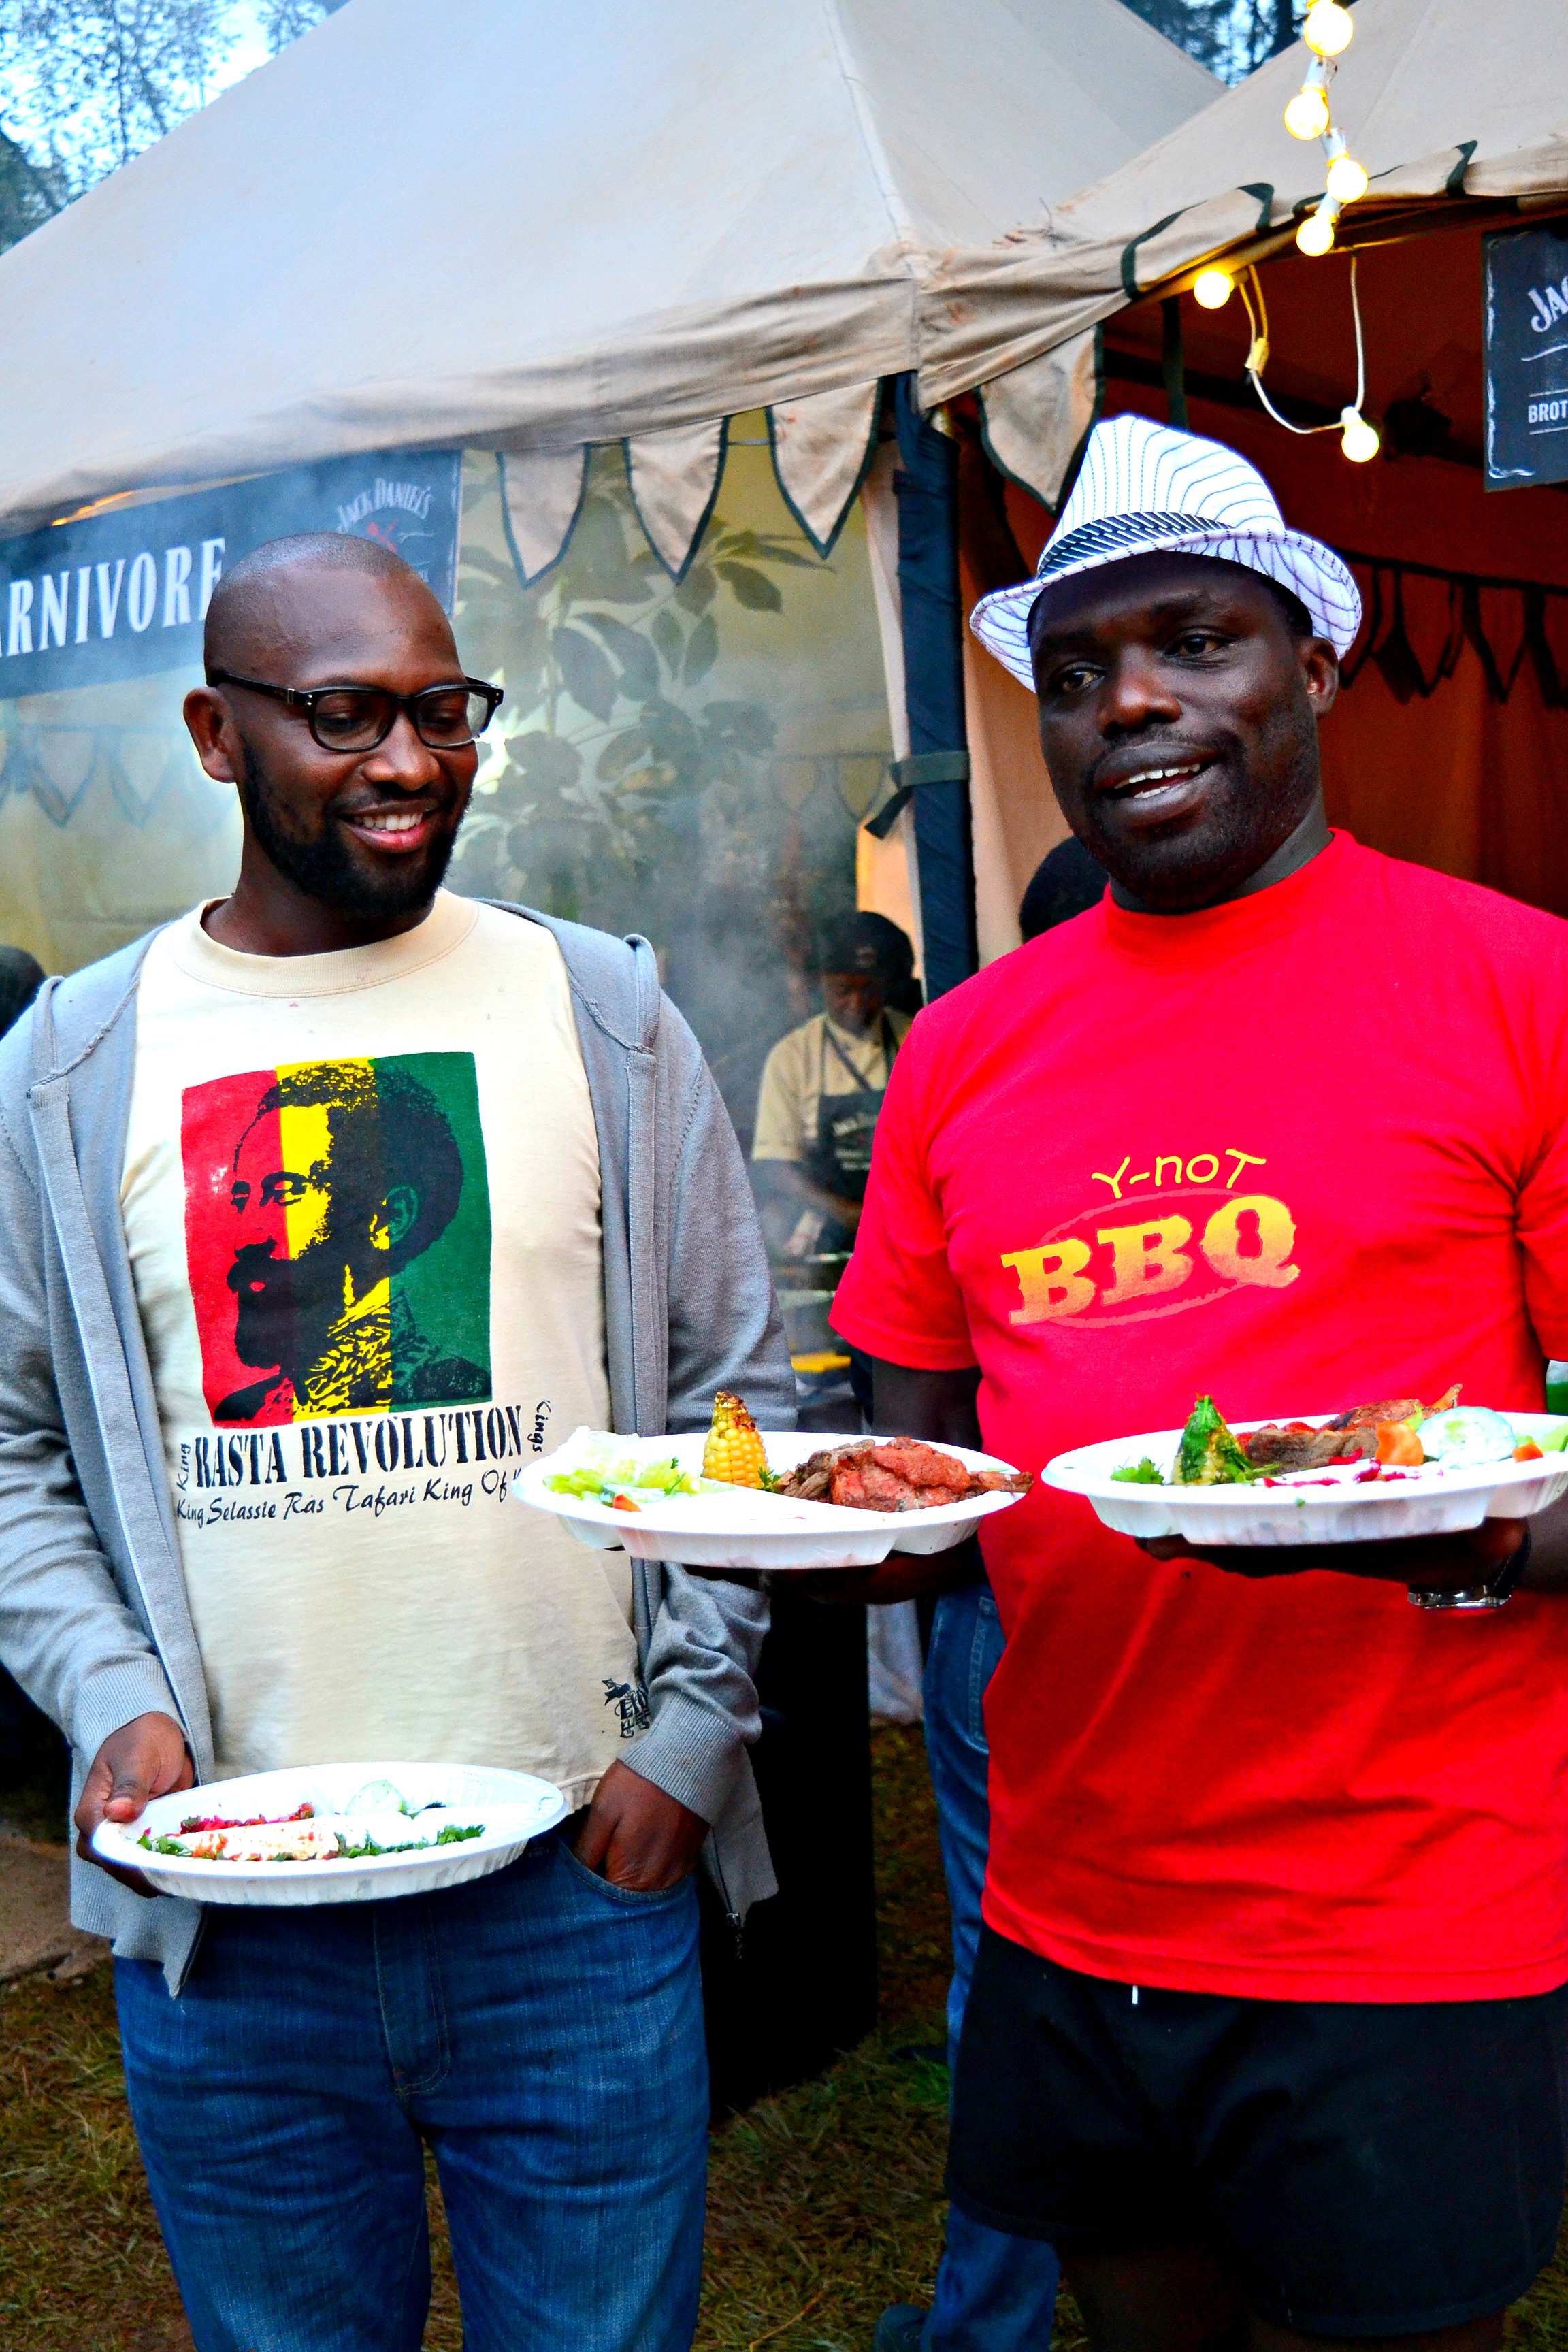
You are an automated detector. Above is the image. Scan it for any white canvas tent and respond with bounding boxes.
[913,0,1568,506]
[0,0,1213,570]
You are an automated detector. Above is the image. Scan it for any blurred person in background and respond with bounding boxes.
[751,909,919,1262]
[1018,837,1106,943]
[0,943,43,1034]
[863,868,1077,2351]
[752,910,917,1427]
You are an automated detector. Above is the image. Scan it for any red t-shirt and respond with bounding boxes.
[833,834,1568,2001]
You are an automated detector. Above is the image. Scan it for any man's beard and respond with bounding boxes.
[239,740,459,920]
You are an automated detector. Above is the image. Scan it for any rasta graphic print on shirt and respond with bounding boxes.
[182,1052,492,1425]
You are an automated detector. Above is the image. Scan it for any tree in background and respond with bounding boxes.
[0,118,63,248]
[0,0,345,249]
[0,0,1306,255]
[1122,0,1304,79]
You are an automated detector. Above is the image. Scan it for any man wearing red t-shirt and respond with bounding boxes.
[833,415,1568,2352]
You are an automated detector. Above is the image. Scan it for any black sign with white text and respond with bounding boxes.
[1484,221,1568,491]
[0,445,462,701]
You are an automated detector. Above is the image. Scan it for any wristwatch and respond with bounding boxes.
[1407,1522,1531,1612]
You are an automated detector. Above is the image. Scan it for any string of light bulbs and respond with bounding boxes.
[1183,0,1378,462]
[1285,0,1366,255]
[1192,0,1363,281]
[1235,257,1379,461]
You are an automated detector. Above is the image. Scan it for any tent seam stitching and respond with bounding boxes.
[817,0,919,259]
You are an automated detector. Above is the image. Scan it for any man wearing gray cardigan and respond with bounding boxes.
[0,534,791,2352]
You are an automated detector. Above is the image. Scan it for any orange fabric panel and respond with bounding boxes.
[1321,646,1568,916]
[960,619,1072,960]
[956,508,1070,961]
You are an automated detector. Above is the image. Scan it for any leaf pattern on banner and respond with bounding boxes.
[682,612,719,687]
[579,612,661,704]
[715,561,781,612]
[553,625,617,723]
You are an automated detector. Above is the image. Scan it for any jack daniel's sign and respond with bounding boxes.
[1484,220,1568,491]
[0,445,461,702]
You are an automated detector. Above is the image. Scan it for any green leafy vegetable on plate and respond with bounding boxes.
[547,1453,702,1501]
[336,1822,483,1859]
[1173,1396,1264,1486]
[1111,1457,1166,1485]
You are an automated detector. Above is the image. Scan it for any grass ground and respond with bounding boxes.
[4,1725,1568,2350]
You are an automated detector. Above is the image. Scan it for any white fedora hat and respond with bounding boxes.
[970,413,1362,689]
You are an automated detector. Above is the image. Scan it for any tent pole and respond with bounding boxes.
[891,375,978,999]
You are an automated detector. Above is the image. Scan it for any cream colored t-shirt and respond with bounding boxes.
[751,1009,912,1164]
[122,892,637,1804]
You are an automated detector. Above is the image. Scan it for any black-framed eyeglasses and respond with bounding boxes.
[208,671,504,753]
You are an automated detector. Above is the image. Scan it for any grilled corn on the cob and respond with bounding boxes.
[702,1392,769,1488]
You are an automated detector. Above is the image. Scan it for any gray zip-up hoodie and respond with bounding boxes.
[0,901,794,1990]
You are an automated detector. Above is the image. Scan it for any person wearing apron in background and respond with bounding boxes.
[751,912,916,1418]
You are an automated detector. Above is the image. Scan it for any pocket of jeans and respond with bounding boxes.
[554,1831,691,1906]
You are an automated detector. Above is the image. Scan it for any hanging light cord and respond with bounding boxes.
[1240,252,1365,434]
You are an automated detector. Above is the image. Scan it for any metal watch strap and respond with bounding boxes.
[1407,1521,1532,1612]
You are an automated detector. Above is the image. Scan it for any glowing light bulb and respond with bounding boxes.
[1296,203,1337,257]
[1303,0,1355,56]
[1284,80,1333,140]
[1340,406,1379,462]
[1325,151,1369,203]
[1193,267,1235,310]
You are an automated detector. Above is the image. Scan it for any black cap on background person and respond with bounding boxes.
[815,910,921,1015]
[1018,838,1107,943]
[0,946,44,1038]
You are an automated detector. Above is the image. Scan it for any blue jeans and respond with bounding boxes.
[115,1827,708,2352]
[923,1582,1060,2351]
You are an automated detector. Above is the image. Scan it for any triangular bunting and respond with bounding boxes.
[977,331,1099,510]
[623,419,728,581]
[768,382,882,556]
[497,447,589,587]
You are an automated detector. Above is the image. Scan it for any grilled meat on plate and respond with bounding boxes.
[779,1439,1028,1513]
[1243,1422,1376,1471]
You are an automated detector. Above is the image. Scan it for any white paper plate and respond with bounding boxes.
[1045,1412,1568,1548]
[93,1760,567,1906]
[514,1431,1028,1570]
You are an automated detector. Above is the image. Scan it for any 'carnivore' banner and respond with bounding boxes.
[0,444,461,702]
